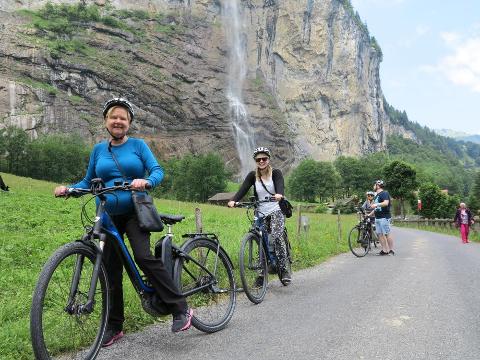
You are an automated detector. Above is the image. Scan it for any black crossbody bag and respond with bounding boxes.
[109,143,164,232]
[258,176,293,218]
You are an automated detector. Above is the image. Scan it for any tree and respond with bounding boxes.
[0,126,29,175]
[468,171,480,215]
[316,161,341,202]
[288,159,322,202]
[334,156,368,197]
[171,153,229,202]
[288,159,340,202]
[27,134,91,183]
[418,182,457,219]
[151,158,178,199]
[383,160,417,218]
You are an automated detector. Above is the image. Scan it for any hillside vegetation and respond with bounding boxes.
[385,101,479,196]
[0,173,356,360]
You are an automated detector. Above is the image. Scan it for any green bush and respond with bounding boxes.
[0,126,91,183]
[314,203,329,214]
[151,153,230,203]
[332,201,357,214]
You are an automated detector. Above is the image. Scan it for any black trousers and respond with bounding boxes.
[104,213,187,331]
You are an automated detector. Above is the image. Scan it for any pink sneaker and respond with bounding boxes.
[102,329,124,347]
[171,308,193,332]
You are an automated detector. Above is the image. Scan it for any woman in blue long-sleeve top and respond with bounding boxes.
[54,98,192,346]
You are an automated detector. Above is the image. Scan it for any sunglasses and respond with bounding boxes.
[255,157,269,163]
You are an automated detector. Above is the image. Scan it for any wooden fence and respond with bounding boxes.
[394,218,480,232]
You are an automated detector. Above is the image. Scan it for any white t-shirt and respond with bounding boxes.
[255,177,281,217]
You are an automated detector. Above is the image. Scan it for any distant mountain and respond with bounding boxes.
[459,135,480,144]
[435,129,480,144]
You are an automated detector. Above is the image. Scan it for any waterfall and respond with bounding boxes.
[8,81,16,116]
[222,0,256,178]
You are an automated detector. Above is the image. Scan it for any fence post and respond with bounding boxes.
[297,205,302,239]
[195,207,203,233]
[337,209,341,251]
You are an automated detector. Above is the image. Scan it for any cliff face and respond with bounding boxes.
[0,0,414,171]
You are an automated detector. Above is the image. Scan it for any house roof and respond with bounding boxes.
[207,192,237,201]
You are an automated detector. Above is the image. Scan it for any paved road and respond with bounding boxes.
[97,227,480,360]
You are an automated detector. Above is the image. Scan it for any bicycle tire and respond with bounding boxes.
[278,229,292,286]
[239,232,268,304]
[348,226,370,257]
[30,242,109,360]
[173,237,236,333]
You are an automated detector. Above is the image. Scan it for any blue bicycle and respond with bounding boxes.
[30,178,236,360]
[235,197,292,304]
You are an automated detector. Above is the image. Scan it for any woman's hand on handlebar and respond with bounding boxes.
[274,194,283,202]
[54,186,68,197]
[227,200,236,208]
[131,179,150,191]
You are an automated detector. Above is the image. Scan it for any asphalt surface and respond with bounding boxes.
[97,227,480,360]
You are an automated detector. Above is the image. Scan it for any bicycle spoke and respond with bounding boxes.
[174,238,236,333]
[31,243,108,359]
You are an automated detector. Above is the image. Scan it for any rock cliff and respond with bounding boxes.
[0,0,414,172]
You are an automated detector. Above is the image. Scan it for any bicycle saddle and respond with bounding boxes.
[158,213,185,225]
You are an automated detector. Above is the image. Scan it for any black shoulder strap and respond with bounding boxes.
[259,176,275,196]
[108,141,127,181]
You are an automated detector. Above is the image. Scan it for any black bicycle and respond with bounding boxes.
[235,197,292,304]
[348,207,379,257]
[30,179,236,360]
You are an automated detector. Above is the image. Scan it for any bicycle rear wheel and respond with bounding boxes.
[239,232,268,304]
[173,237,236,333]
[30,242,109,360]
[348,226,370,257]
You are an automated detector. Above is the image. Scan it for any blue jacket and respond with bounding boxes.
[72,138,164,215]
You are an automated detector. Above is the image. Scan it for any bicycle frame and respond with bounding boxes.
[240,199,280,267]
[71,191,229,314]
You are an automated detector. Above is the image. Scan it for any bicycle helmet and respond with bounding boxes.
[374,179,385,187]
[252,147,271,159]
[366,191,375,196]
[103,98,135,122]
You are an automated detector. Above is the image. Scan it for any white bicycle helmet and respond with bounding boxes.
[103,98,135,121]
[252,147,271,158]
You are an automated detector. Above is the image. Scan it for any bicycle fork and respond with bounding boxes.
[65,233,106,315]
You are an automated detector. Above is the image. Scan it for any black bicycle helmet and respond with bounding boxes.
[252,147,271,159]
[103,98,135,121]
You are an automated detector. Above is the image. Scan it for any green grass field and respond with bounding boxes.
[0,173,356,359]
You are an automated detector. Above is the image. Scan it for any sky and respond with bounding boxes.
[350,0,480,135]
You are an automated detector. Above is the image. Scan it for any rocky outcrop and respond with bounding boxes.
[0,0,415,173]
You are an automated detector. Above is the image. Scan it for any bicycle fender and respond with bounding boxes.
[180,237,235,270]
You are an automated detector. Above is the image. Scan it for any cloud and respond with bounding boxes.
[415,25,430,36]
[427,33,480,93]
[440,31,461,46]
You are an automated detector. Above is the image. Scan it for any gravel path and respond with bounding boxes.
[97,227,480,360]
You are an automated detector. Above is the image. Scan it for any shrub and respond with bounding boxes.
[314,203,329,214]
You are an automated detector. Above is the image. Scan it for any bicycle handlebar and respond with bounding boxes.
[234,196,277,208]
[56,180,152,198]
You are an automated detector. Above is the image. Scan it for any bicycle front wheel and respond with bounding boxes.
[348,226,370,257]
[173,237,236,333]
[239,232,268,304]
[30,242,109,360]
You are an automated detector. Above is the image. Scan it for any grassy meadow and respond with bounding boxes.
[0,173,356,359]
